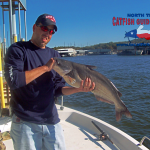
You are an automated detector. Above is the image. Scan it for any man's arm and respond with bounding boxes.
[62,78,95,95]
[25,58,55,84]
[5,44,55,89]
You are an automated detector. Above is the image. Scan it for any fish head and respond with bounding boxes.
[53,57,72,76]
[124,29,139,38]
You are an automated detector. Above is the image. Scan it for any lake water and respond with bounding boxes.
[57,54,150,149]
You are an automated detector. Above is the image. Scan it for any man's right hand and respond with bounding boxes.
[45,58,55,72]
[25,58,55,84]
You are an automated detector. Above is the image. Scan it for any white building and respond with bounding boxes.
[57,48,77,57]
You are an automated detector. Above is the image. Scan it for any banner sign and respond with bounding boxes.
[112,13,150,26]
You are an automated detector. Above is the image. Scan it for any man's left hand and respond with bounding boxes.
[78,78,95,92]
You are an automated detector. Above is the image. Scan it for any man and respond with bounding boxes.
[4,14,95,150]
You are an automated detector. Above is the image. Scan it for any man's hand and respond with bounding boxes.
[45,58,55,72]
[78,78,95,92]
[62,78,95,96]
[25,58,55,85]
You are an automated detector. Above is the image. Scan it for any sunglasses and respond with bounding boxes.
[37,25,55,34]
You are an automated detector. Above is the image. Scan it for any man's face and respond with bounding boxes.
[32,23,55,49]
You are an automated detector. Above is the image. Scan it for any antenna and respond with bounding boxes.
[7,31,9,48]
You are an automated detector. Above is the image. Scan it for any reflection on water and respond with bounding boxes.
[57,55,150,148]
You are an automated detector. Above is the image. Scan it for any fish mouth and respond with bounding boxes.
[62,69,71,74]
[53,65,71,76]
[60,69,71,77]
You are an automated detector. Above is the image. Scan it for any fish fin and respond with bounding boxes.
[115,107,132,121]
[85,65,97,70]
[137,25,144,30]
[117,91,122,97]
[110,81,122,97]
[68,76,76,84]
[64,75,77,85]
[95,96,114,105]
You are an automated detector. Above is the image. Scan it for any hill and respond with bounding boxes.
[54,38,150,52]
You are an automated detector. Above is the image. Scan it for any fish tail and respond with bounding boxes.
[116,108,132,121]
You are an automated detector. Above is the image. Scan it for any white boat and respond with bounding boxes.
[0,104,149,150]
[57,48,77,57]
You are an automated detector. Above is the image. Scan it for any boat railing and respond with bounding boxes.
[60,96,64,110]
[138,136,150,146]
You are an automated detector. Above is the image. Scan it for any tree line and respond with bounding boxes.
[53,38,150,52]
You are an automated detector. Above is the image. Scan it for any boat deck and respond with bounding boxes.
[61,120,117,150]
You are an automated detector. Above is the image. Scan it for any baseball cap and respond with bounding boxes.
[35,14,57,31]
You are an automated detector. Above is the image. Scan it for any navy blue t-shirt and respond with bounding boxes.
[4,41,65,124]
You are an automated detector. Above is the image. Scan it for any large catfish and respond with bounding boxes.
[53,57,132,121]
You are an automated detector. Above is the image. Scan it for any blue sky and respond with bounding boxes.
[0,0,150,48]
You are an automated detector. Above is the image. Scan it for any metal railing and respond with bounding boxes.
[138,136,150,146]
[0,43,5,109]
[60,96,64,110]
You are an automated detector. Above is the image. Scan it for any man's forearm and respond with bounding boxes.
[25,66,48,84]
[25,58,55,85]
[62,86,81,95]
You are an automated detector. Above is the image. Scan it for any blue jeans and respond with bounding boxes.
[10,114,66,150]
